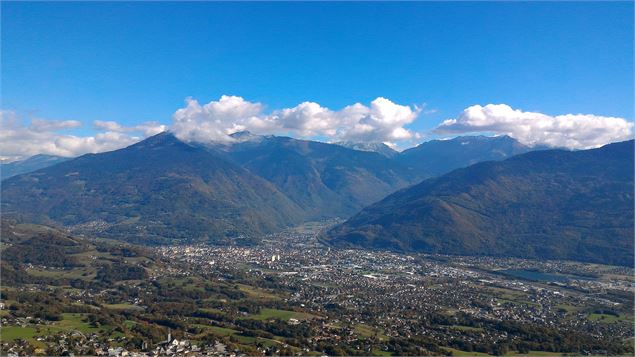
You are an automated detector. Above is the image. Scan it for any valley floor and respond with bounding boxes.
[1,222,634,356]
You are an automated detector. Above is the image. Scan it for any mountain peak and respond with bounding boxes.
[335,141,398,158]
[398,135,531,178]
[436,134,515,143]
[227,130,266,143]
[1,131,304,243]
[229,130,253,138]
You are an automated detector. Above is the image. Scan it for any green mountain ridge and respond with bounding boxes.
[1,132,303,244]
[324,140,635,266]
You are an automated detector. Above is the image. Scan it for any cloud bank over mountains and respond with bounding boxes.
[1,96,633,161]
[0,110,166,162]
[436,104,634,150]
[171,95,421,145]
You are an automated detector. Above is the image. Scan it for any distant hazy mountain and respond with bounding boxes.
[1,154,69,180]
[212,133,416,219]
[334,141,398,158]
[1,133,303,244]
[324,140,634,266]
[397,135,534,178]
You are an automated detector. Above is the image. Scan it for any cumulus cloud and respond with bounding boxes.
[94,120,167,137]
[8,98,628,162]
[93,120,127,132]
[2,95,423,161]
[170,95,422,145]
[435,104,634,149]
[171,95,268,143]
[0,111,163,162]
[336,97,421,142]
[30,118,82,132]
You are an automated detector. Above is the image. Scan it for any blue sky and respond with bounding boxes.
[1,1,633,158]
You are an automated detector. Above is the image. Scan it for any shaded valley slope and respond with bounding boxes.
[213,133,416,219]
[325,140,635,266]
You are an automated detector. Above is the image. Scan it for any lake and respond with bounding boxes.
[499,269,570,283]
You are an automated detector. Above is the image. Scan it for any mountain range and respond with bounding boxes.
[334,141,398,158]
[397,135,534,178]
[1,132,533,244]
[324,140,634,266]
[1,154,69,180]
[1,133,304,244]
[2,132,632,266]
[210,133,416,219]
[200,132,538,219]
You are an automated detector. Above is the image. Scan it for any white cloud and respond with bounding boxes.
[0,111,161,162]
[435,104,634,149]
[272,101,339,137]
[94,120,126,132]
[2,96,423,161]
[30,118,82,132]
[336,97,421,142]
[170,95,422,145]
[94,120,167,137]
[171,95,269,143]
[7,99,629,162]
[135,122,168,137]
